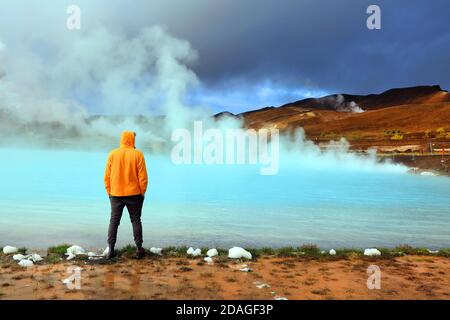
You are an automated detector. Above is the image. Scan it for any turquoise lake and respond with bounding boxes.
[0,148,449,250]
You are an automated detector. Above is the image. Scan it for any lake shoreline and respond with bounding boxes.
[1,246,449,300]
[380,153,450,176]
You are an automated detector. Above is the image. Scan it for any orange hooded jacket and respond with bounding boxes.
[104,131,148,197]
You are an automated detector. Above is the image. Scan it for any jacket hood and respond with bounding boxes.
[120,131,136,148]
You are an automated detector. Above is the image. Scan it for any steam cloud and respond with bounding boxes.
[326,95,364,113]
[0,4,404,175]
[0,24,211,149]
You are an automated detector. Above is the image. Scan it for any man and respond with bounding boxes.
[104,131,148,259]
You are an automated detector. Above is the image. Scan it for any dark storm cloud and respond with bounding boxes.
[171,0,450,95]
[1,0,449,112]
[107,0,450,108]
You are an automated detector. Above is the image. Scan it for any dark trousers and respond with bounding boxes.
[107,195,144,250]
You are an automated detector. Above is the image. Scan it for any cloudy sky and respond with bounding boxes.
[1,0,449,114]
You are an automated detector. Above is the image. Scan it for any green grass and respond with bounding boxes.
[298,244,321,256]
[438,248,450,257]
[258,247,276,255]
[163,246,189,257]
[159,245,450,261]
[216,248,229,256]
[46,255,63,264]
[119,244,137,255]
[47,244,70,255]
[334,248,363,258]
[394,245,431,255]
[1,244,447,267]
[274,246,296,257]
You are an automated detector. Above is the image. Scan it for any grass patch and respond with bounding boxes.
[48,244,70,255]
[334,248,363,258]
[4,244,447,266]
[298,244,321,257]
[275,247,296,257]
[394,245,430,255]
[258,247,276,256]
[163,246,189,257]
[119,244,137,255]
[154,245,450,261]
[215,256,229,264]
[437,248,450,257]
[46,255,63,264]
[216,248,228,256]
[376,248,397,259]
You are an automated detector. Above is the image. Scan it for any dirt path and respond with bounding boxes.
[1,255,449,300]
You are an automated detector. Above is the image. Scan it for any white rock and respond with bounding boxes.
[102,247,110,256]
[204,257,213,264]
[13,254,27,261]
[67,245,85,255]
[29,253,43,262]
[254,281,270,289]
[228,247,252,259]
[65,245,86,260]
[329,249,336,255]
[150,247,163,255]
[88,256,103,260]
[207,248,218,257]
[275,296,288,300]
[18,259,34,267]
[3,246,18,254]
[421,171,436,176]
[427,249,439,254]
[364,248,381,256]
[186,247,201,256]
[239,267,252,272]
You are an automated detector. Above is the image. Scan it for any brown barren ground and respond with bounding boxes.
[237,86,450,158]
[1,255,449,300]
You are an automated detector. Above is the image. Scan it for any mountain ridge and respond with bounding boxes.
[215,85,450,151]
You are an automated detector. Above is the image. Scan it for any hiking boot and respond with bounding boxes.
[107,250,117,260]
[133,247,145,259]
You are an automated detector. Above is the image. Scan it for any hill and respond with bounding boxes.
[224,85,450,152]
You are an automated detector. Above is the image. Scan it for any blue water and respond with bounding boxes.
[0,148,449,249]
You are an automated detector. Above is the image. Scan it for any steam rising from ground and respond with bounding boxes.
[324,95,364,113]
[0,26,212,148]
[0,12,403,173]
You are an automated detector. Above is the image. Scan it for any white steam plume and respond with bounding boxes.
[0,25,209,148]
[327,94,364,113]
[0,4,404,175]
